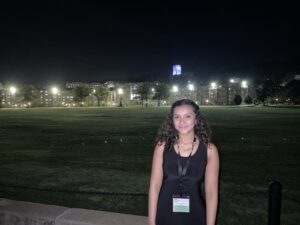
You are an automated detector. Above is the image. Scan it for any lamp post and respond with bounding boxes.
[9,86,17,107]
[172,85,178,93]
[241,80,248,103]
[171,85,178,103]
[117,88,123,107]
[51,87,59,107]
[9,86,17,95]
[209,82,217,105]
[187,83,194,100]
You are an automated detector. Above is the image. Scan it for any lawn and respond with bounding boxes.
[0,106,299,224]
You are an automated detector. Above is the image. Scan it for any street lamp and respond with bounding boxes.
[9,86,17,95]
[172,85,178,93]
[210,82,217,89]
[9,86,17,107]
[241,81,248,103]
[117,88,123,107]
[51,87,59,107]
[209,82,218,105]
[241,80,248,88]
[187,83,194,100]
[51,87,59,95]
[188,84,194,91]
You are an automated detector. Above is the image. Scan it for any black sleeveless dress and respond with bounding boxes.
[156,143,207,225]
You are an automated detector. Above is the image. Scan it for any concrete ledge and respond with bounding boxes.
[57,208,147,225]
[0,198,147,225]
[0,198,69,225]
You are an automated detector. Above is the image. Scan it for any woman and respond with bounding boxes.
[148,99,219,225]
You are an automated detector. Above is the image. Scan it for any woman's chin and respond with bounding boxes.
[177,129,194,135]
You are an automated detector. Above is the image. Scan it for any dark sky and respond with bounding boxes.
[0,1,299,86]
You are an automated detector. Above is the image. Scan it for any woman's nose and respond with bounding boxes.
[179,118,184,124]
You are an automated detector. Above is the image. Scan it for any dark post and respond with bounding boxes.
[119,96,123,107]
[268,181,282,225]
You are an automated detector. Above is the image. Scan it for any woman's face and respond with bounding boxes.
[173,104,196,135]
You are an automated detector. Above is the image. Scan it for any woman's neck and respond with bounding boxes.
[178,133,195,144]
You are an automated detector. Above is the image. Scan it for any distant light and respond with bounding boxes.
[188,84,194,91]
[9,86,17,95]
[210,82,217,89]
[117,88,123,95]
[93,89,96,93]
[151,88,155,92]
[205,99,209,103]
[230,79,235,83]
[172,65,182,76]
[51,87,59,95]
[172,85,178,92]
[241,81,248,88]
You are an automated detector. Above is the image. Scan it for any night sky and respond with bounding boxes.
[0,1,299,86]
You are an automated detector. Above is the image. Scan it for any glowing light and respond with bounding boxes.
[172,85,178,92]
[230,79,235,83]
[210,82,217,89]
[188,84,194,91]
[241,81,248,88]
[51,87,59,95]
[117,88,123,95]
[9,86,17,95]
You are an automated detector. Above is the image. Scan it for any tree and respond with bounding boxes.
[256,79,276,106]
[153,82,170,106]
[19,84,40,107]
[136,82,151,107]
[73,86,90,106]
[244,95,253,105]
[285,80,300,104]
[233,94,242,105]
[93,85,108,106]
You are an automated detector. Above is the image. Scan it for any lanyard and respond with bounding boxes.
[177,137,196,196]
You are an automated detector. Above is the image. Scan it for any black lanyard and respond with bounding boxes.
[177,137,196,196]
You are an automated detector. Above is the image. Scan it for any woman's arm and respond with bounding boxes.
[205,143,220,225]
[148,143,164,225]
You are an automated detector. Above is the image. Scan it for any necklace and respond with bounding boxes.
[177,136,196,155]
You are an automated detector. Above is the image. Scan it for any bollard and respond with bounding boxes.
[268,181,282,225]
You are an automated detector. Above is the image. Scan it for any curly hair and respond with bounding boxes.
[154,99,211,150]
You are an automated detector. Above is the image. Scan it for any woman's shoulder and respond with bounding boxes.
[207,142,218,151]
[206,142,219,159]
[154,141,166,152]
[152,141,166,159]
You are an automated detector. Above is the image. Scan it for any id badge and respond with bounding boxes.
[172,195,190,213]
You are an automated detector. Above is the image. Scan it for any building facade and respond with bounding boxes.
[0,79,256,108]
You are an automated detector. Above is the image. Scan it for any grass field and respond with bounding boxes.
[0,106,299,224]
